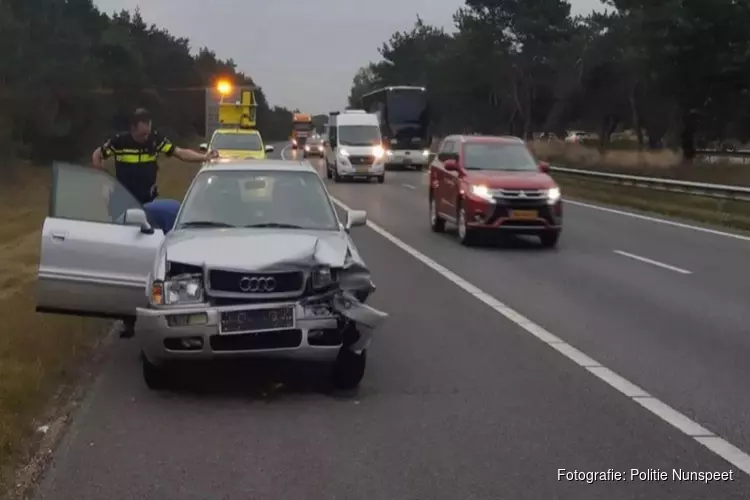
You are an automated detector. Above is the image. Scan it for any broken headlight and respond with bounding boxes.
[311,266,335,290]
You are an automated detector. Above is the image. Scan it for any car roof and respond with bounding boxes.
[212,128,261,135]
[198,159,316,174]
[445,135,525,144]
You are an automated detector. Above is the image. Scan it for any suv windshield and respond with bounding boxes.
[338,125,381,146]
[211,133,262,151]
[175,170,338,230]
[463,143,539,171]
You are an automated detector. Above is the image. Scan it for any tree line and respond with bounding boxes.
[1,0,296,165]
[348,0,750,156]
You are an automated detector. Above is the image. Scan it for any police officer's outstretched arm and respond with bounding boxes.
[156,131,217,162]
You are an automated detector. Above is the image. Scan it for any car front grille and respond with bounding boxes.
[349,155,375,165]
[490,188,548,200]
[207,270,305,294]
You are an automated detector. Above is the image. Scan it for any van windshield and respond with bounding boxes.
[338,125,381,146]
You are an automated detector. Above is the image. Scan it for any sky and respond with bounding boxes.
[94,0,606,114]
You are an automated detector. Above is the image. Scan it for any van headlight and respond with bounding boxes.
[372,145,384,158]
[152,274,203,305]
[547,187,561,203]
[311,266,334,290]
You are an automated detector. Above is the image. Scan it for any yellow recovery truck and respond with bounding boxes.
[200,80,273,160]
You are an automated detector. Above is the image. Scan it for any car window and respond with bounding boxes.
[50,162,142,224]
[210,133,262,151]
[338,125,381,146]
[176,170,339,230]
[463,143,538,171]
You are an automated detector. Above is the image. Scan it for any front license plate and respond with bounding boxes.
[355,166,370,172]
[509,210,538,219]
[220,306,294,334]
[402,158,411,164]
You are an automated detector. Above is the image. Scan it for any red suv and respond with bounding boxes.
[428,135,562,247]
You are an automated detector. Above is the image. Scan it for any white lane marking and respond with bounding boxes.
[284,141,750,472]
[402,183,416,190]
[566,199,750,242]
[319,190,750,475]
[613,250,692,274]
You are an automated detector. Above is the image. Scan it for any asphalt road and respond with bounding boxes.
[31,143,750,499]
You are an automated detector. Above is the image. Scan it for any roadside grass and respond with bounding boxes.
[555,176,750,232]
[0,159,199,492]
[529,140,750,185]
[526,141,750,231]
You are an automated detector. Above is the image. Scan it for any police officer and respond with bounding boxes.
[91,108,216,337]
[92,108,216,206]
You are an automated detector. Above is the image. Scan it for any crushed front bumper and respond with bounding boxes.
[136,293,387,364]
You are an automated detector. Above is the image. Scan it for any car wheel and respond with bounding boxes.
[140,351,170,391]
[539,230,560,248]
[331,347,367,390]
[333,169,342,183]
[457,205,477,246]
[326,165,332,179]
[430,196,445,232]
[377,175,385,183]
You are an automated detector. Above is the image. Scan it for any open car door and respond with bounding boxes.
[36,163,165,318]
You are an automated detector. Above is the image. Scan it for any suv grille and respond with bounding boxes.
[208,270,305,294]
[491,188,547,200]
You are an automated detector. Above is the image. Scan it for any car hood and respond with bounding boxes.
[216,149,265,160]
[163,228,352,270]
[465,170,556,189]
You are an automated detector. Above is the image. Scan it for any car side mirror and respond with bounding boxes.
[538,161,550,173]
[265,145,274,152]
[345,210,367,231]
[199,143,208,152]
[443,159,459,172]
[124,208,154,234]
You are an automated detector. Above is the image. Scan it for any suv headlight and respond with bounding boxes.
[311,266,334,290]
[151,274,203,305]
[470,184,494,202]
[547,187,561,203]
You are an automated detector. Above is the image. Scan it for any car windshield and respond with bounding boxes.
[211,133,262,151]
[463,143,539,171]
[307,137,322,145]
[338,125,381,146]
[175,170,339,230]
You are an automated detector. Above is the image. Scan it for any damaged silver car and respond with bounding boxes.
[36,161,387,390]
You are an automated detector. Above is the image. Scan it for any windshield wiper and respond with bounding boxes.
[179,221,235,228]
[244,222,303,228]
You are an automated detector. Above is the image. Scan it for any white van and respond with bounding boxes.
[324,110,385,183]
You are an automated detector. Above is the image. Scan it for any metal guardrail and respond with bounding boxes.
[550,166,750,202]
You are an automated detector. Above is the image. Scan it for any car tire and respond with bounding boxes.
[331,347,367,390]
[141,352,170,391]
[377,175,385,183]
[326,164,332,179]
[333,169,342,183]
[457,205,477,246]
[539,230,560,248]
[429,195,445,232]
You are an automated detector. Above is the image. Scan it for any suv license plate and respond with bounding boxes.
[509,210,538,219]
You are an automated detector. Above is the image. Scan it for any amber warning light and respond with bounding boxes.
[216,80,232,95]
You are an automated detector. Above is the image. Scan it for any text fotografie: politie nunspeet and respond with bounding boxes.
[558,468,735,484]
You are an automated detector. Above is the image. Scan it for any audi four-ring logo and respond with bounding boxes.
[239,276,276,292]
